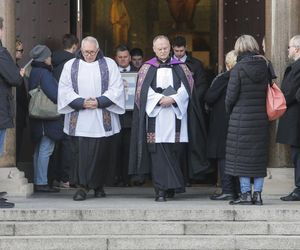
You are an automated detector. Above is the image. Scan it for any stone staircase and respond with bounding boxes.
[1,207,300,250]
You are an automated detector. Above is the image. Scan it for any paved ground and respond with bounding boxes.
[6,186,300,210]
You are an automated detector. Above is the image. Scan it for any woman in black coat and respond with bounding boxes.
[205,50,239,200]
[225,35,270,205]
[28,45,63,193]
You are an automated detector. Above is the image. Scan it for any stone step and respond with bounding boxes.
[1,207,300,221]
[1,235,300,250]
[1,221,300,236]
[0,168,25,180]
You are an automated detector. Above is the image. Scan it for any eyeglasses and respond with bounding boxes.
[82,50,98,56]
[16,49,24,53]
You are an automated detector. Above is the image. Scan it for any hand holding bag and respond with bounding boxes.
[266,82,287,121]
[28,73,60,120]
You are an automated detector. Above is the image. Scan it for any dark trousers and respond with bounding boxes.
[115,128,130,185]
[291,146,300,193]
[48,134,71,184]
[219,158,240,194]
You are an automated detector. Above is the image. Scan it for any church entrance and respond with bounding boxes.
[15,0,265,186]
[79,0,219,76]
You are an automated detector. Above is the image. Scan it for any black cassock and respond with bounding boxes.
[129,58,196,192]
[70,135,119,189]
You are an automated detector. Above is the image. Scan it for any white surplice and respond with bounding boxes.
[145,67,189,143]
[58,57,125,138]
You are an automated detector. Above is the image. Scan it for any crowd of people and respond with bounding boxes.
[1,15,300,206]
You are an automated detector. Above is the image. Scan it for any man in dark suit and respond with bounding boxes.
[114,45,137,186]
[171,36,210,186]
[277,35,300,201]
[115,44,137,73]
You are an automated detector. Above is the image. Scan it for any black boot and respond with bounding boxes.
[94,187,106,198]
[252,191,263,205]
[229,191,252,205]
[155,190,166,202]
[166,189,175,198]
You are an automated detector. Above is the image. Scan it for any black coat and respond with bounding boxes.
[225,53,269,177]
[28,62,64,143]
[185,54,210,175]
[52,50,75,82]
[0,44,22,129]
[277,59,300,147]
[205,71,230,159]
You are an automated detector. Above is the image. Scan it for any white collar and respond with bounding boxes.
[173,54,187,63]
[119,65,131,72]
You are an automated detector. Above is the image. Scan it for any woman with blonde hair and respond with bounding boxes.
[205,50,239,201]
[225,35,270,205]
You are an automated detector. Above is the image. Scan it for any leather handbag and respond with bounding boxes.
[266,82,287,121]
[28,79,60,120]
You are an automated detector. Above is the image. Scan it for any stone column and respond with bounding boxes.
[264,0,300,194]
[0,0,32,196]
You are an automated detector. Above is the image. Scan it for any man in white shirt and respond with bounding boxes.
[129,35,194,202]
[58,36,125,201]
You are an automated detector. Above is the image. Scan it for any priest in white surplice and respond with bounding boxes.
[129,35,194,202]
[58,36,125,201]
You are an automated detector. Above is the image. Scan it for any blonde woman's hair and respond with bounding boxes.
[225,50,237,70]
[234,35,259,54]
[16,39,22,48]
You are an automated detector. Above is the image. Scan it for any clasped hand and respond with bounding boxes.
[83,98,98,109]
[159,96,175,107]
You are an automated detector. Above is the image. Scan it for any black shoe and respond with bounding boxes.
[94,187,106,198]
[34,185,60,193]
[210,193,235,201]
[0,191,7,197]
[73,189,87,201]
[280,192,300,201]
[229,192,252,205]
[133,181,145,186]
[0,201,14,208]
[252,191,263,205]
[166,189,175,198]
[155,190,166,202]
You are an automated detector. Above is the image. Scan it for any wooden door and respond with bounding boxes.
[16,0,71,64]
[219,0,265,71]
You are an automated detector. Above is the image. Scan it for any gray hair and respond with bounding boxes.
[0,17,3,29]
[81,36,99,49]
[153,35,169,46]
[234,35,259,54]
[290,35,300,47]
[225,50,237,69]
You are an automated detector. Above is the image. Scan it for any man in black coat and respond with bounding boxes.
[0,16,24,208]
[171,36,209,184]
[49,34,79,188]
[277,35,300,201]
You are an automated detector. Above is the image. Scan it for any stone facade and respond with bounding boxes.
[0,0,33,196]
